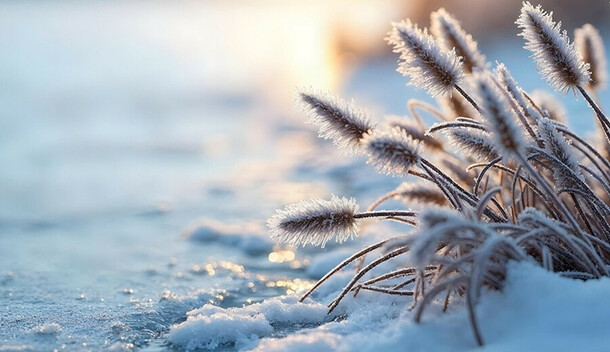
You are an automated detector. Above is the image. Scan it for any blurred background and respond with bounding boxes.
[0,0,608,350]
[1,0,608,221]
[1,0,608,220]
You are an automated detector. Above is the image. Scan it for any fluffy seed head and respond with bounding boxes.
[387,19,464,96]
[495,63,543,122]
[445,127,499,162]
[473,72,526,159]
[430,8,486,74]
[438,93,478,119]
[537,118,584,188]
[530,90,567,124]
[267,195,359,248]
[362,127,421,177]
[297,90,375,154]
[516,2,591,93]
[574,24,607,90]
[385,116,443,150]
[395,181,448,206]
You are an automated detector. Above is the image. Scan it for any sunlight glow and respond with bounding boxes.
[268,250,296,263]
[267,278,314,295]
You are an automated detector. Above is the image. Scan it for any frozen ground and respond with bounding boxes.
[169,261,610,352]
[1,1,610,352]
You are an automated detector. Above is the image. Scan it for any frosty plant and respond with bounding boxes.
[267,2,609,347]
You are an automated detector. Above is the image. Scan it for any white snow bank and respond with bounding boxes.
[168,244,610,352]
[249,332,342,352]
[169,311,272,351]
[169,260,610,352]
[168,296,330,351]
[247,261,610,352]
[184,218,273,255]
[186,297,328,325]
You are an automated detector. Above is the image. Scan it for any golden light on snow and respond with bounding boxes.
[267,278,314,295]
[192,261,246,277]
[268,250,296,263]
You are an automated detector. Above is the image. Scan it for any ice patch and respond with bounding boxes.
[184,218,273,255]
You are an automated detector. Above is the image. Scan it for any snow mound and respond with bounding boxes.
[184,218,273,255]
[247,332,342,352]
[247,261,610,352]
[246,296,329,324]
[158,289,220,314]
[168,311,272,351]
[169,297,330,350]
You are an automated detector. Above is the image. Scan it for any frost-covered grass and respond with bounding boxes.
[261,1,610,349]
[169,261,610,351]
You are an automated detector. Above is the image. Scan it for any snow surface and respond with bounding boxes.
[169,261,610,352]
[169,297,331,350]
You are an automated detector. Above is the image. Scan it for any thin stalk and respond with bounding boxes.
[408,99,448,126]
[357,285,414,296]
[328,246,410,313]
[517,153,583,235]
[299,237,401,302]
[420,161,463,210]
[366,191,399,211]
[422,158,506,222]
[516,153,607,276]
[427,121,487,134]
[354,211,417,219]
[455,84,481,113]
[578,85,610,143]
[556,126,610,182]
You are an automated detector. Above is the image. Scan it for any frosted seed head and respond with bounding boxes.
[537,118,584,188]
[297,90,375,154]
[495,63,543,122]
[361,127,421,177]
[430,8,486,74]
[574,24,607,90]
[516,2,591,93]
[267,195,359,248]
[437,93,478,120]
[385,116,443,150]
[387,19,464,97]
[529,90,567,124]
[444,127,499,162]
[472,72,526,159]
[395,181,447,206]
